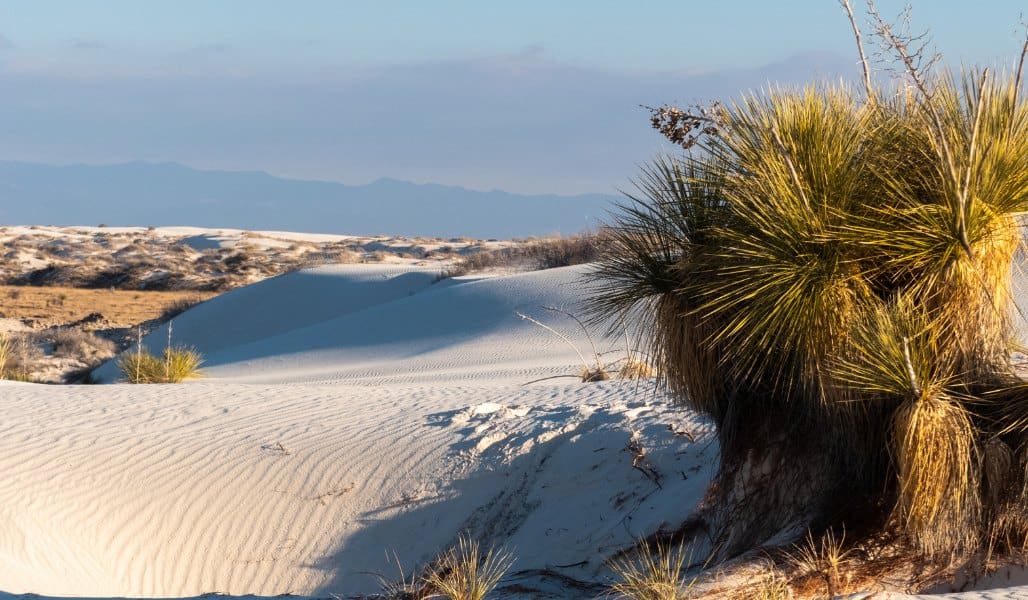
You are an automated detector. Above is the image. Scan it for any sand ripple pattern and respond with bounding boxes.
[0,379,714,597]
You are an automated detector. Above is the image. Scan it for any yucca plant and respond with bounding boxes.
[591,4,1028,565]
[118,346,203,383]
[118,322,203,384]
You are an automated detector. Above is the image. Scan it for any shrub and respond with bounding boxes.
[523,234,602,269]
[160,296,205,321]
[45,327,117,360]
[119,346,203,383]
[0,333,11,378]
[589,5,1028,564]
[423,536,513,600]
[440,234,602,279]
[0,332,42,380]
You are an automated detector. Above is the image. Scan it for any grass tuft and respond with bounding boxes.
[786,530,853,598]
[423,536,513,600]
[118,346,203,383]
[0,333,11,379]
[609,541,693,600]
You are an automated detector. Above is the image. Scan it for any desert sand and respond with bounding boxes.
[0,259,1024,598]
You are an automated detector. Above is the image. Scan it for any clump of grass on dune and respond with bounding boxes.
[609,540,694,600]
[440,233,602,279]
[118,323,203,383]
[516,306,657,384]
[0,333,11,379]
[0,332,40,381]
[118,346,203,384]
[589,0,1028,573]
[423,536,513,600]
[786,530,854,599]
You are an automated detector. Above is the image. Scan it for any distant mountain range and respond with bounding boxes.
[0,161,622,239]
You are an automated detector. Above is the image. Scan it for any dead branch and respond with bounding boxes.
[839,0,876,104]
[645,101,725,149]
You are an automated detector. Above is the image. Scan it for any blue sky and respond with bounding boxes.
[0,1,1024,194]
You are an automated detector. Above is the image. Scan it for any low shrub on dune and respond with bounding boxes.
[0,332,41,381]
[118,324,203,383]
[589,0,1028,573]
[440,233,602,279]
[609,541,693,600]
[118,346,203,384]
[423,536,513,600]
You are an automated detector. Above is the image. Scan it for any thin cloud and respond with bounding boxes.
[0,33,15,50]
[72,40,109,50]
[180,43,232,57]
[0,52,855,194]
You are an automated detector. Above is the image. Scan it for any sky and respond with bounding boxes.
[0,1,1024,194]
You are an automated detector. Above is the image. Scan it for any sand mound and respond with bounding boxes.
[3,262,1025,599]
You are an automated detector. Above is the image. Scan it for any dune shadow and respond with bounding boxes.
[309,400,709,599]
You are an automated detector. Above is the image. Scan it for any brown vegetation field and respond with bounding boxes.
[0,285,213,329]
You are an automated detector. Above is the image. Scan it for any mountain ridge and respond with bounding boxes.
[0,161,621,239]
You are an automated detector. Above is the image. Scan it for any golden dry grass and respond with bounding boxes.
[423,536,513,600]
[786,530,854,598]
[892,395,980,557]
[0,333,11,378]
[609,541,693,600]
[118,347,204,384]
[618,358,658,379]
[0,285,215,327]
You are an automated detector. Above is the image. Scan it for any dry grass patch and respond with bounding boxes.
[118,329,204,384]
[0,332,42,381]
[118,347,203,383]
[43,327,117,360]
[786,530,854,598]
[0,285,216,327]
[441,233,602,278]
[0,333,12,379]
[609,541,695,600]
[423,536,514,600]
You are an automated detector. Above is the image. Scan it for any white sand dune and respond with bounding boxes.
[95,264,633,386]
[2,265,716,598]
[3,263,1025,599]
